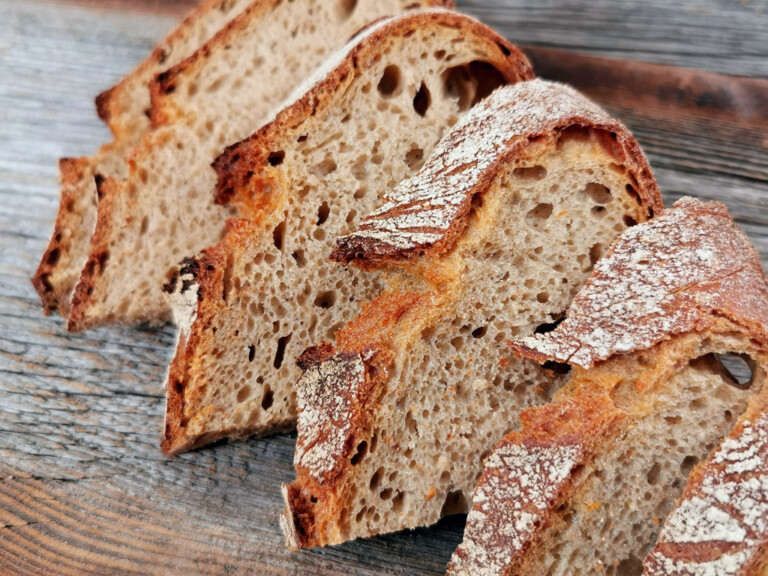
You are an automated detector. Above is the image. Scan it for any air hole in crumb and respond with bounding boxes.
[377,65,401,97]
[526,203,553,221]
[715,353,754,388]
[237,385,251,403]
[336,0,357,20]
[311,157,337,178]
[680,455,698,475]
[274,333,292,369]
[391,491,405,513]
[625,183,641,204]
[536,292,550,303]
[615,556,643,576]
[262,386,274,410]
[581,182,613,204]
[646,462,661,485]
[442,61,506,111]
[292,250,306,267]
[592,206,606,216]
[413,82,431,116]
[624,215,638,227]
[370,467,383,489]
[314,291,337,309]
[513,166,547,180]
[542,361,571,375]
[350,440,367,465]
[267,150,285,166]
[472,326,487,339]
[589,243,605,268]
[317,202,330,226]
[272,221,286,251]
[405,147,425,170]
[248,345,255,362]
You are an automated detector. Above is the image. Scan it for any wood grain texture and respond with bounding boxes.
[1,0,767,574]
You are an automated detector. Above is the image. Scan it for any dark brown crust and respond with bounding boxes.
[212,10,534,216]
[96,0,245,134]
[66,174,119,333]
[147,0,280,128]
[331,82,663,268]
[32,157,93,317]
[161,218,280,454]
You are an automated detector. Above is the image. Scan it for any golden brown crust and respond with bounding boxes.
[510,198,768,370]
[447,387,626,576]
[331,80,663,268]
[96,0,246,136]
[212,10,534,216]
[148,0,280,128]
[32,157,94,317]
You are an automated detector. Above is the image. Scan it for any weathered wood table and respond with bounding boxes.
[1,0,767,574]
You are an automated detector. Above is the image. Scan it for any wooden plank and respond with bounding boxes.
[1,0,768,574]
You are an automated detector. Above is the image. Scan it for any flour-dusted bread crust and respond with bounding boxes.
[332,80,660,268]
[643,390,768,576]
[32,0,254,317]
[66,1,445,332]
[96,0,254,140]
[448,198,768,576]
[161,9,532,454]
[281,80,662,549]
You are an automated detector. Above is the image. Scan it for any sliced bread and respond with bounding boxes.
[447,197,768,576]
[161,10,532,454]
[643,386,768,576]
[280,79,662,549]
[32,0,254,316]
[65,0,450,332]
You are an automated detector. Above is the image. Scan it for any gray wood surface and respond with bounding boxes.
[1,0,767,574]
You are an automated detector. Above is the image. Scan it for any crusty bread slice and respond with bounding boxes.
[97,0,254,141]
[447,197,768,576]
[280,79,662,549]
[643,387,768,576]
[66,1,451,332]
[33,0,254,316]
[161,10,532,454]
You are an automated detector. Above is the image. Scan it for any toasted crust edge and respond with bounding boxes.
[32,157,94,317]
[95,0,245,133]
[211,9,534,212]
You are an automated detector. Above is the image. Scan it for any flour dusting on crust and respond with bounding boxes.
[644,411,768,575]
[294,350,366,483]
[511,197,768,369]
[333,78,660,264]
[447,441,584,576]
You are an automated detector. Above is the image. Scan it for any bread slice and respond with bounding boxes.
[447,197,768,576]
[280,79,662,549]
[32,0,254,316]
[161,10,533,454]
[643,387,768,576]
[65,1,451,332]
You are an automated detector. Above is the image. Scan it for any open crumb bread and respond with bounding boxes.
[65,1,448,332]
[447,197,768,576]
[161,9,532,454]
[32,0,254,317]
[280,79,662,549]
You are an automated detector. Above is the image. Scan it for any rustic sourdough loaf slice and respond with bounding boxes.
[280,79,662,549]
[161,10,532,454]
[32,0,254,316]
[447,197,768,576]
[66,1,450,332]
[643,386,768,576]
